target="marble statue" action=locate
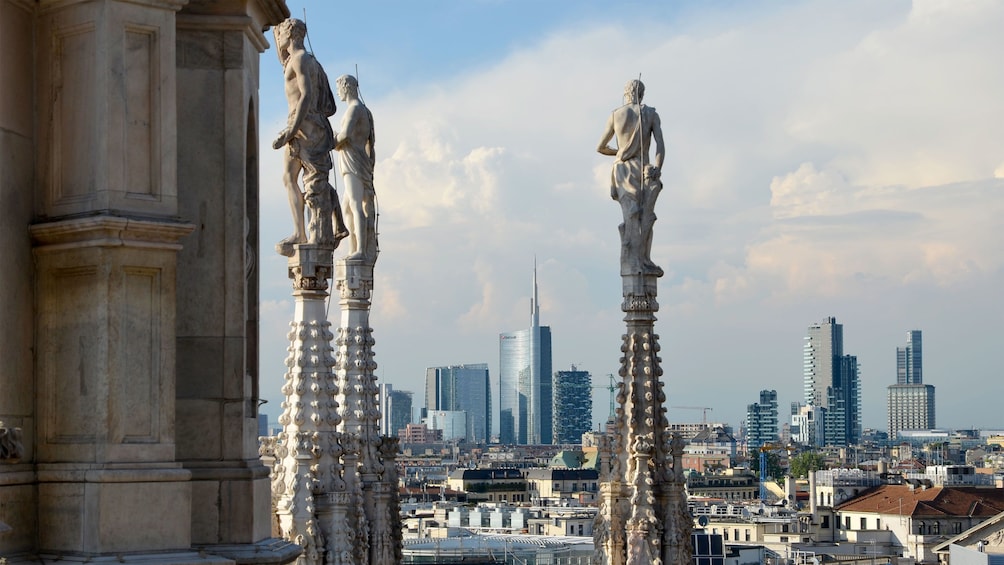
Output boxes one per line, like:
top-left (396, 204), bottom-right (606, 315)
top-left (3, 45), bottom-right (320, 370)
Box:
top-left (334, 74), bottom-right (378, 261)
top-left (598, 79), bottom-right (665, 277)
top-left (272, 18), bottom-right (348, 256)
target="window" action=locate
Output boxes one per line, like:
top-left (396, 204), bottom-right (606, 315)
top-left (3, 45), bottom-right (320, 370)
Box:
top-left (860, 517), bottom-right (867, 530)
top-left (845, 516), bottom-right (851, 530)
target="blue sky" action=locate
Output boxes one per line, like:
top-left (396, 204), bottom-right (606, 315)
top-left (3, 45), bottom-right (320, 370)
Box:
top-left (257, 0), bottom-right (1004, 435)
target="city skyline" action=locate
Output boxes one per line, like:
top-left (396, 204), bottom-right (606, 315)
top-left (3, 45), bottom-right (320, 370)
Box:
top-left (256, 1), bottom-right (1004, 433)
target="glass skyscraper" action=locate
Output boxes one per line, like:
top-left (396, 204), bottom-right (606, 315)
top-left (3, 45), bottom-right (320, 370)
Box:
top-left (425, 363), bottom-right (491, 443)
top-left (803, 317), bottom-right (860, 446)
top-left (498, 266), bottom-right (552, 445)
top-left (896, 330), bottom-right (923, 384)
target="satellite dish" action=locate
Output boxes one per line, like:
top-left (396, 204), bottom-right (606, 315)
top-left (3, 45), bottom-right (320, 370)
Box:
top-left (698, 515), bottom-right (709, 527)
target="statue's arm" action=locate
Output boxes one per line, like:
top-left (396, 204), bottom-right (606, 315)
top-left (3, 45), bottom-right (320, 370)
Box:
top-left (597, 114), bottom-right (617, 156)
top-left (651, 111), bottom-right (665, 171)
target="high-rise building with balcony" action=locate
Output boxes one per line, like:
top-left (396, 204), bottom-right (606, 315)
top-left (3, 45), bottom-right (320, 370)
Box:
top-left (745, 389), bottom-right (778, 450)
top-left (499, 266), bottom-right (553, 445)
top-left (803, 317), bottom-right (861, 446)
top-left (552, 366), bottom-right (592, 444)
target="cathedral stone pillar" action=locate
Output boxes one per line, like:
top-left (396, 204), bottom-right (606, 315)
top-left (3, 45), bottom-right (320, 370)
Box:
top-left (173, 1), bottom-right (297, 562)
top-left (28, 0), bottom-right (201, 559)
top-left (0, 0), bottom-right (39, 556)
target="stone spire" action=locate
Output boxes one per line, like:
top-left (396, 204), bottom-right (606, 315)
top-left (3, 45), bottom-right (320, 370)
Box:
top-left (271, 247), bottom-right (401, 565)
top-left (594, 275), bottom-right (693, 565)
top-left (594, 79), bottom-right (693, 564)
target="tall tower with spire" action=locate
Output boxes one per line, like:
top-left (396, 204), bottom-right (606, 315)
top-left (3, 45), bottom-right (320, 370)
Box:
top-left (498, 262), bottom-right (553, 444)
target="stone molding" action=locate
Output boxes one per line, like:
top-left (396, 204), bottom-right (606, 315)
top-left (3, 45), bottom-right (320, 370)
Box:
top-left (30, 214), bottom-right (194, 252)
top-left (36, 0), bottom-right (189, 15)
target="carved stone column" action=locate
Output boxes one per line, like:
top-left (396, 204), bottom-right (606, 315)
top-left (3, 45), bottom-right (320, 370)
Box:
top-left (333, 259), bottom-right (402, 564)
top-left (274, 245), bottom-right (341, 565)
top-left (596, 273), bottom-right (692, 565)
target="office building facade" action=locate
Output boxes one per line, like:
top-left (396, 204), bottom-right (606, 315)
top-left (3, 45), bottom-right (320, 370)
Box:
top-left (897, 330), bottom-right (923, 384)
top-left (425, 363), bottom-right (491, 443)
top-left (379, 383), bottom-right (414, 437)
top-left (803, 317), bottom-right (861, 446)
top-left (552, 366), bottom-right (593, 444)
top-left (888, 330), bottom-right (935, 440)
top-left (499, 267), bottom-right (553, 445)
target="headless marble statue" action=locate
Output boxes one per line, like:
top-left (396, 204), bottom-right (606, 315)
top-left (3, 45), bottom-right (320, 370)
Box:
top-left (272, 18), bottom-right (348, 257)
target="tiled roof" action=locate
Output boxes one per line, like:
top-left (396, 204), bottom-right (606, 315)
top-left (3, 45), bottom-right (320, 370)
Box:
top-left (836, 485), bottom-right (1004, 518)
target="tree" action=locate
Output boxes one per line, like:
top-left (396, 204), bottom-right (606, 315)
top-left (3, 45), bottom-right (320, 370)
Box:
top-left (789, 451), bottom-right (826, 479)
top-left (751, 451), bottom-right (784, 481)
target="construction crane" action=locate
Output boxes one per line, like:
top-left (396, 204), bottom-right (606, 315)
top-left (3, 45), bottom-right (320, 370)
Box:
top-left (670, 406), bottom-right (713, 425)
top-left (758, 443), bottom-right (795, 500)
top-left (601, 374), bottom-right (617, 419)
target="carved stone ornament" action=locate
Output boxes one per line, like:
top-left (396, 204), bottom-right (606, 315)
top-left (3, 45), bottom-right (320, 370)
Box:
top-left (0, 423), bottom-right (24, 463)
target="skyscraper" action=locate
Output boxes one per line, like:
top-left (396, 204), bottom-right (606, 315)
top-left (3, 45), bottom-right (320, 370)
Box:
top-left (896, 330), bottom-right (923, 384)
top-left (499, 266), bottom-right (553, 445)
top-left (379, 384), bottom-right (414, 437)
top-left (888, 330), bottom-right (935, 440)
top-left (745, 389), bottom-right (778, 450)
top-left (552, 366), bottom-right (593, 444)
top-left (803, 317), bottom-right (861, 446)
top-left (425, 364), bottom-right (491, 443)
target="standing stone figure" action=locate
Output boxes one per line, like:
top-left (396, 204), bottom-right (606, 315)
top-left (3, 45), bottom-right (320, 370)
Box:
top-left (272, 18), bottom-right (348, 256)
top-left (334, 74), bottom-right (378, 262)
top-left (597, 79), bottom-right (665, 277)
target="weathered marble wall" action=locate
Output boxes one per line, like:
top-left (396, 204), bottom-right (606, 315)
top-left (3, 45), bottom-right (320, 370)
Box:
top-left (0, 0), bottom-right (38, 555)
top-left (174, 0), bottom-right (288, 552)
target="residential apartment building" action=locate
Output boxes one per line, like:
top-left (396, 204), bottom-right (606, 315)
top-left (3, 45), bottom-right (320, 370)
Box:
top-left (834, 484), bottom-right (1004, 563)
top-left (525, 468), bottom-right (600, 506)
top-left (552, 366), bottom-right (592, 444)
top-left (446, 468), bottom-right (528, 504)
top-left (683, 426), bottom-right (737, 473)
top-left (687, 469), bottom-right (759, 501)
top-left (746, 389), bottom-right (779, 450)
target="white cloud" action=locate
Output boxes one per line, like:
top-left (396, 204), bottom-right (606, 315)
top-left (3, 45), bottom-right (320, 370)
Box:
top-left (257, 0), bottom-right (1004, 430)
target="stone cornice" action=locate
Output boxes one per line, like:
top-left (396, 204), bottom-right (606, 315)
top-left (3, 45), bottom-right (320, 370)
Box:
top-left (254, 0), bottom-right (290, 27)
top-left (37, 0), bottom-right (189, 15)
top-left (176, 13), bottom-right (270, 53)
top-left (30, 214), bottom-right (194, 252)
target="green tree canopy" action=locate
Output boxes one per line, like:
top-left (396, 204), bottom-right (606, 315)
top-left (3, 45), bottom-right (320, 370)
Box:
top-left (789, 451), bottom-right (826, 478)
